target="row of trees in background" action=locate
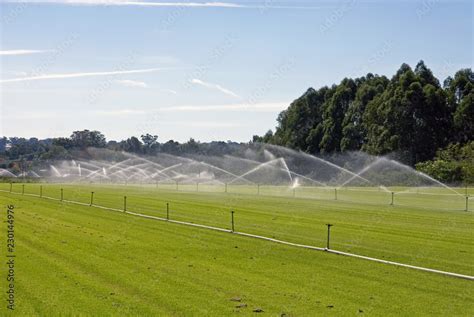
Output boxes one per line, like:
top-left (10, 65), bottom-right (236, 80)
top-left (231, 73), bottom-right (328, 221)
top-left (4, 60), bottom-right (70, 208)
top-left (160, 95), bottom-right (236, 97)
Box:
top-left (252, 61), bottom-right (472, 183)
top-left (255, 61), bottom-right (472, 166)
top-left (0, 131), bottom-right (242, 171)
top-left (1, 61), bottom-right (472, 183)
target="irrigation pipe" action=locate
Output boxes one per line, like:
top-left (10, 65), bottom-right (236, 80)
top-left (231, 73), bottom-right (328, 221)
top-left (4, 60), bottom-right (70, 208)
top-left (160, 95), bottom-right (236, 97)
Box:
top-left (1, 189), bottom-right (473, 281)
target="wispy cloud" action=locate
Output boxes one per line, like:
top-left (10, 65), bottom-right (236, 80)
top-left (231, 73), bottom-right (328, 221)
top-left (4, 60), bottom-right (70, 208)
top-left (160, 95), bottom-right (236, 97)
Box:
top-left (3, 111), bottom-right (64, 120)
top-left (115, 79), bottom-right (148, 88)
top-left (158, 102), bottom-right (288, 112)
top-left (190, 78), bottom-right (240, 98)
top-left (159, 88), bottom-right (178, 95)
top-left (113, 80), bottom-right (178, 93)
top-left (0, 67), bottom-right (162, 83)
top-left (163, 121), bottom-right (242, 128)
top-left (88, 102), bottom-right (287, 117)
top-left (0, 49), bottom-right (54, 56)
top-left (6, 109), bottom-right (147, 118)
top-left (4, 0), bottom-right (243, 7)
top-left (2, 0), bottom-right (329, 9)
top-left (92, 109), bottom-right (147, 116)
top-left (2, 71), bottom-right (28, 77)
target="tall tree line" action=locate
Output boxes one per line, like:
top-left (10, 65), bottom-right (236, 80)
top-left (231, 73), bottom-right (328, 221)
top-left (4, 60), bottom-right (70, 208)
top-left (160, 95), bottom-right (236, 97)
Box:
top-left (256, 61), bottom-right (473, 166)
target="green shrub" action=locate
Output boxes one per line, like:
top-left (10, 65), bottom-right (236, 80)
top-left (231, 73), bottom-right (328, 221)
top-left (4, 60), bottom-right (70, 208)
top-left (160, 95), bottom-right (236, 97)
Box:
top-left (416, 142), bottom-right (474, 185)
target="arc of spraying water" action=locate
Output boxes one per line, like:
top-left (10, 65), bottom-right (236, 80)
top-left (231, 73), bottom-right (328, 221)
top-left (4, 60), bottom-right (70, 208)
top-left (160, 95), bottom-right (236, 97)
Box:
top-left (337, 158), bottom-right (388, 192)
top-left (81, 159), bottom-right (132, 179)
top-left (122, 154), bottom-right (166, 169)
top-left (106, 163), bottom-right (151, 179)
top-left (151, 163), bottom-right (183, 181)
top-left (50, 165), bottom-right (62, 177)
top-left (227, 155), bottom-right (326, 186)
top-left (198, 161), bottom-right (256, 184)
top-left (388, 159), bottom-right (463, 196)
top-left (279, 158), bottom-right (293, 183)
top-left (228, 158), bottom-right (292, 185)
top-left (292, 149), bottom-right (375, 186)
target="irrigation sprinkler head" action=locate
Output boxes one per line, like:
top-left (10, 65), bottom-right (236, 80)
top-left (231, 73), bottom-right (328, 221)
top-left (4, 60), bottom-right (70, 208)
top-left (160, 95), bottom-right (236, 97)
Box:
top-left (326, 224), bottom-right (334, 249)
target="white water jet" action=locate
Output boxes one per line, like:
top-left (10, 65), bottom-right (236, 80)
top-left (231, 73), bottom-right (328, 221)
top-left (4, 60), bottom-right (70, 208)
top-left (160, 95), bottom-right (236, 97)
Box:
top-left (228, 158), bottom-right (291, 185)
top-left (50, 165), bottom-right (62, 177)
top-left (228, 155), bottom-right (326, 186)
top-left (199, 161), bottom-right (255, 184)
top-left (297, 150), bottom-right (374, 186)
top-left (291, 178), bottom-right (301, 189)
top-left (6, 144), bottom-right (459, 204)
top-left (388, 159), bottom-right (463, 196)
top-left (0, 169), bottom-right (17, 178)
top-left (338, 158), bottom-right (390, 192)
top-left (279, 158), bottom-right (293, 183)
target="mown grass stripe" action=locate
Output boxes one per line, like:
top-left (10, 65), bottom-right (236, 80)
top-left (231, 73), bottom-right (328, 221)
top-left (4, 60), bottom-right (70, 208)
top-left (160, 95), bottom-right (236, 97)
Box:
top-left (1, 189), bottom-right (472, 281)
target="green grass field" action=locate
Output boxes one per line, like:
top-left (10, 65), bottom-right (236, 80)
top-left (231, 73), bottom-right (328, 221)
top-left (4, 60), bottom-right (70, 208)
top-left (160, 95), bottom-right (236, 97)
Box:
top-left (0, 183), bottom-right (473, 315)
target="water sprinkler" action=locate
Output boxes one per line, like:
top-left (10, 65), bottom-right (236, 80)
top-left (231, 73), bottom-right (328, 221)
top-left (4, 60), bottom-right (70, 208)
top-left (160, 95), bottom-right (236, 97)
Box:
top-left (61, 188), bottom-right (64, 201)
top-left (90, 192), bottom-right (94, 206)
top-left (390, 192), bottom-right (394, 206)
top-left (40, 185), bottom-right (43, 198)
top-left (22, 184), bottom-right (25, 195)
top-left (123, 196), bottom-right (127, 212)
top-left (231, 211), bottom-right (235, 233)
top-left (166, 203), bottom-right (170, 220)
top-left (326, 224), bottom-right (333, 250)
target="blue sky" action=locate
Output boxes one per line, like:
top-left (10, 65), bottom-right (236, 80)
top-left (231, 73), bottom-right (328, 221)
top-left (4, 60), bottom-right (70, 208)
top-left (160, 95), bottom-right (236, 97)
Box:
top-left (0, 0), bottom-right (472, 142)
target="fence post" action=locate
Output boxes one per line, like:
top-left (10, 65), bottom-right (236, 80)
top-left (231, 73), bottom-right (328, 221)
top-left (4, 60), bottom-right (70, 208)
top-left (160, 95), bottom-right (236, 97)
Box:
top-left (166, 203), bottom-right (169, 220)
top-left (123, 196), bottom-right (127, 212)
top-left (390, 192), bottom-right (394, 206)
top-left (326, 224), bottom-right (333, 249)
top-left (231, 211), bottom-right (235, 233)
top-left (90, 192), bottom-right (94, 206)
top-left (40, 185), bottom-right (42, 198)
top-left (22, 184), bottom-right (25, 195)
top-left (61, 188), bottom-right (64, 201)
